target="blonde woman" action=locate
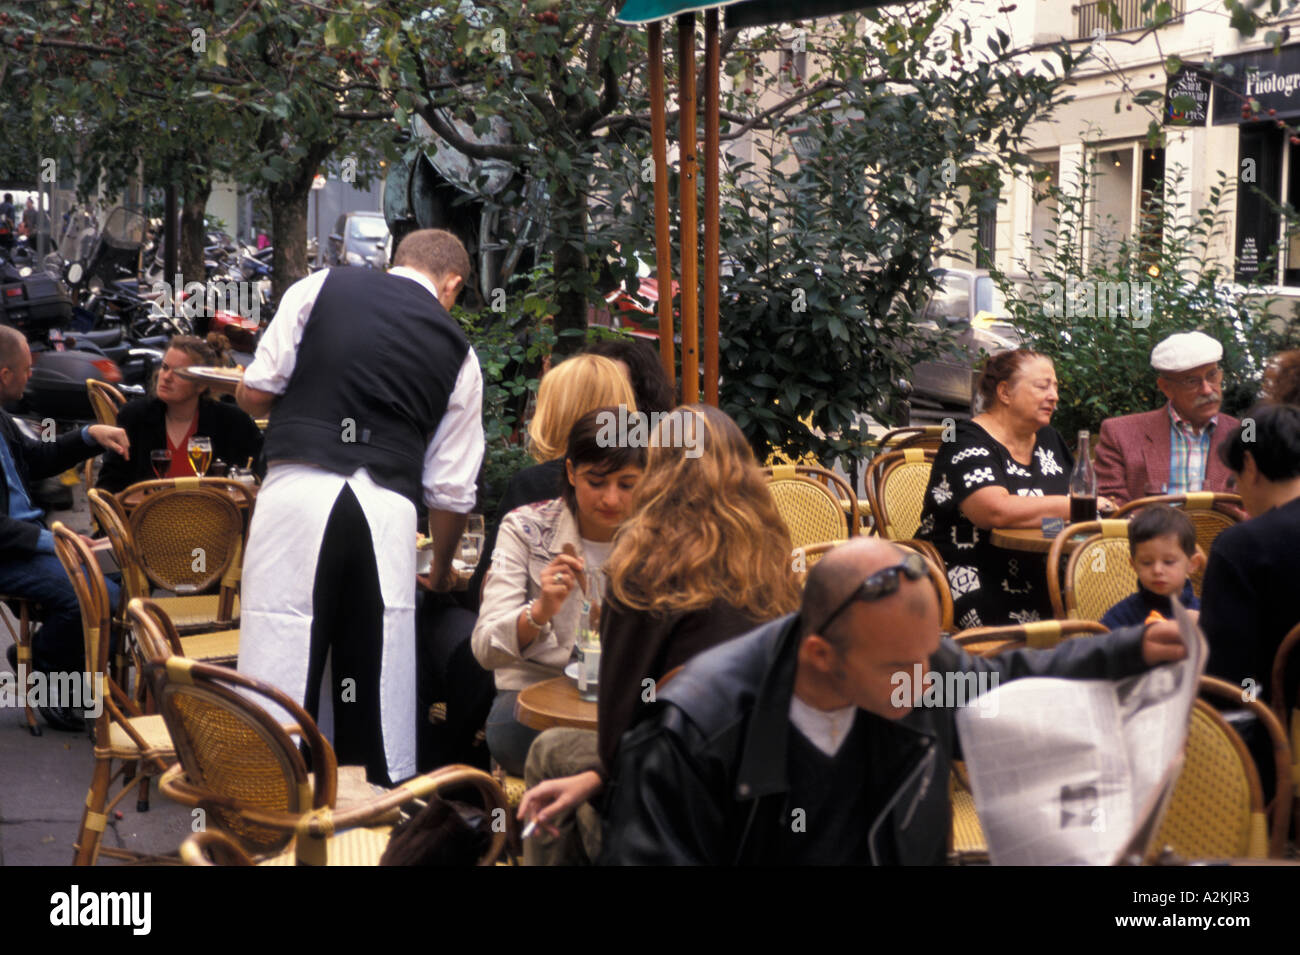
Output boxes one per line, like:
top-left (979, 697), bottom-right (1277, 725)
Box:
top-left (517, 405), bottom-right (800, 864)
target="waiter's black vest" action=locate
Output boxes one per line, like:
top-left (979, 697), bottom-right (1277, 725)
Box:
top-left (263, 268), bottom-right (470, 506)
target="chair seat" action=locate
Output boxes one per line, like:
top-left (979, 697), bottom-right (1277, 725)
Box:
top-left (157, 594), bottom-right (239, 631)
top-left (178, 628), bottom-right (240, 664)
top-left (258, 825), bottom-right (395, 866)
top-left (951, 779), bottom-right (988, 859)
top-left (101, 714), bottom-right (175, 760)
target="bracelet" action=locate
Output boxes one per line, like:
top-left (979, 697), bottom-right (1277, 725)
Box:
top-left (524, 600), bottom-right (550, 632)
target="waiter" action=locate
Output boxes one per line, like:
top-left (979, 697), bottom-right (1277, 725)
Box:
top-left (235, 229), bottom-right (483, 785)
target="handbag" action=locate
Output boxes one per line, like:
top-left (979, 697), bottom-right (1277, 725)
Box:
top-left (379, 793), bottom-right (492, 866)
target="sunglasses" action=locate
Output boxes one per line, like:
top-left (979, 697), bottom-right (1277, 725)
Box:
top-left (813, 552), bottom-right (929, 636)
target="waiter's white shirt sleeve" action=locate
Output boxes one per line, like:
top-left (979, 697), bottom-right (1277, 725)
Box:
top-left (242, 269), bottom-right (330, 394)
top-left (424, 352), bottom-right (483, 513)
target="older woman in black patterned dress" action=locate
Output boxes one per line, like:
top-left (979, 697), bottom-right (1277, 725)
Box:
top-left (917, 349), bottom-right (1117, 629)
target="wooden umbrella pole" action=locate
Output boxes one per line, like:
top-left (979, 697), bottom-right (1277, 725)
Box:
top-left (703, 8), bottom-right (720, 408)
top-left (648, 24), bottom-right (676, 391)
top-left (676, 11), bottom-right (700, 404)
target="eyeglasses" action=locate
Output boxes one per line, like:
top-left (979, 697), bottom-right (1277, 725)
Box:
top-left (1163, 367), bottom-right (1223, 391)
top-left (813, 552), bottom-right (929, 636)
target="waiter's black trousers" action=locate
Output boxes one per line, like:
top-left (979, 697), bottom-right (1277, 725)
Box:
top-left (304, 485), bottom-right (390, 785)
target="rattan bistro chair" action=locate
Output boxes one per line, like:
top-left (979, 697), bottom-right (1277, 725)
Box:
top-left (139, 627), bottom-right (508, 865)
top-left (952, 619), bottom-right (1109, 657)
top-left (866, 448), bottom-right (935, 541)
top-left (85, 378), bottom-right (127, 426)
top-left (874, 425), bottom-right (945, 453)
top-left (88, 490), bottom-right (240, 663)
top-left (1, 595), bottom-right (42, 735)
top-left (1151, 676), bottom-right (1292, 861)
top-left (1046, 519), bottom-right (1137, 621)
top-left (53, 524), bottom-right (175, 866)
top-left (1114, 492), bottom-right (1242, 595)
top-left (947, 619), bottom-right (1108, 862)
top-left (762, 464), bottom-right (857, 547)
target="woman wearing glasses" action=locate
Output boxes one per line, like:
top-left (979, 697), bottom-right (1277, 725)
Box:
top-left (918, 349), bottom-right (1116, 630)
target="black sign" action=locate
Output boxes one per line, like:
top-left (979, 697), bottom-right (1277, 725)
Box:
top-left (1212, 43), bottom-right (1300, 124)
top-left (1165, 67), bottom-right (1210, 126)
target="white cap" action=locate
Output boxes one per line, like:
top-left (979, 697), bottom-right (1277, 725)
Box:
top-left (1150, 331), bottom-right (1223, 373)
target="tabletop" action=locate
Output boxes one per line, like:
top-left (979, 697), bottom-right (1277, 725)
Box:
top-left (514, 676), bottom-right (598, 732)
top-left (991, 527), bottom-right (1087, 554)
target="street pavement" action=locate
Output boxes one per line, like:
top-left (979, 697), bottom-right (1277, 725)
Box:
top-left (0, 482), bottom-right (193, 866)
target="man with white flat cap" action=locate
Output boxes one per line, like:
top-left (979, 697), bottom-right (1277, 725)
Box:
top-left (1095, 331), bottom-right (1239, 505)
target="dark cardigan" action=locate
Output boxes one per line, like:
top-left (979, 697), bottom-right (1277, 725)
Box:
top-left (95, 396), bottom-right (263, 493)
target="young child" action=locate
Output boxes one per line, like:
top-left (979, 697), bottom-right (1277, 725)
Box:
top-left (1100, 505), bottom-right (1203, 629)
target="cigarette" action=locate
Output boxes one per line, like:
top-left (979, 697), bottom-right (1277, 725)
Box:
top-left (521, 819), bottom-right (538, 839)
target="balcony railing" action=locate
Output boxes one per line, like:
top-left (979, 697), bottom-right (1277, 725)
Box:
top-left (1075, 0), bottom-right (1184, 39)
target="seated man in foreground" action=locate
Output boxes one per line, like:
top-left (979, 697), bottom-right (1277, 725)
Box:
top-left (598, 537), bottom-right (1187, 865)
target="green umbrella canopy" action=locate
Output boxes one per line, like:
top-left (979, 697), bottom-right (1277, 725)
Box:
top-left (614, 0), bottom-right (896, 27)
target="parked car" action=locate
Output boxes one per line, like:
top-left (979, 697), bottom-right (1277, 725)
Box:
top-left (327, 211), bottom-right (390, 269)
top-left (906, 267), bottom-right (1023, 411)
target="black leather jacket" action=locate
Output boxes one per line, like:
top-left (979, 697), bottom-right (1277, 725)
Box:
top-left (598, 613), bottom-right (1151, 865)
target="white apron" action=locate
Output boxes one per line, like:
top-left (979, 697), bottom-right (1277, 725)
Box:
top-left (239, 464), bottom-right (417, 782)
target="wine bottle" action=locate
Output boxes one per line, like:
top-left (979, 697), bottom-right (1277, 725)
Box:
top-left (1069, 430), bottom-right (1097, 523)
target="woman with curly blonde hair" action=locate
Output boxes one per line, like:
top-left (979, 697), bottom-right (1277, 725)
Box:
top-left (518, 404), bottom-right (800, 865)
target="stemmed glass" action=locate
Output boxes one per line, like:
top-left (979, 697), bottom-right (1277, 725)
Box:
top-left (187, 436), bottom-right (213, 477)
top-left (150, 449), bottom-right (172, 479)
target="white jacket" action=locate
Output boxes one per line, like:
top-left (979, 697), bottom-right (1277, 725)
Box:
top-left (471, 497), bottom-right (588, 691)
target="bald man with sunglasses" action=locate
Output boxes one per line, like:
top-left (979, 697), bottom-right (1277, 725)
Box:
top-left (598, 537), bottom-right (1187, 866)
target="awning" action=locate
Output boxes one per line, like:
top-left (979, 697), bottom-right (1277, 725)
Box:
top-left (616, 0), bottom-right (893, 28)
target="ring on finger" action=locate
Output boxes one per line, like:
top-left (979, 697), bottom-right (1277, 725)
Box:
top-left (554, 572), bottom-right (564, 584)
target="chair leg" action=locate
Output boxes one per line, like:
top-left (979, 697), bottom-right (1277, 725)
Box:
top-left (73, 759), bottom-right (114, 866)
top-left (6, 601), bottom-right (41, 736)
top-left (136, 773), bottom-right (151, 813)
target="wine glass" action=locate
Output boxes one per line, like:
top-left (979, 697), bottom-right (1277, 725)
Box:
top-left (150, 449), bottom-right (172, 479)
top-left (459, 514), bottom-right (485, 567)
top-left (187, 436), bottom-right (213, 477)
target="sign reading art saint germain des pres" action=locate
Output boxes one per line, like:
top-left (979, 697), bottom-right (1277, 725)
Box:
top-left (1166, 66), bottom-right (1210, 126)
top-left (1212, 43), bottom-right (1300, 124)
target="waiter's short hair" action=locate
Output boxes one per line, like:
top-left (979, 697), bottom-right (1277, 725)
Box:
top-left (393, 228), bottom-right (470, 280)
top-left (0, 325), bottom-right (26, 370)
top-left (528, 354), bottom-right (637, 463)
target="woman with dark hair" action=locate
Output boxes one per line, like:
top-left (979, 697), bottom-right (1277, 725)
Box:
top-left (1201, 403), bottom-right (1300, 706)
top-left (471, 407), bottom-right (646, 775)
top-left (516, 405), bottom-right (801, 864)
top-left (96, 334), bottom-right (262, 492)
top-left (917, 349), bottom-right (1116, 629)
top-left (581, 336), bottom-right (676, 414)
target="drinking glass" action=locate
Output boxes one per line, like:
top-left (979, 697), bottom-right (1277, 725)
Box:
top-left (150, 449), bottom-right (172, 479)
top-left (187, 436), bottom-right (213, 477)
top-left (459, 513), bottom-right (485, 567)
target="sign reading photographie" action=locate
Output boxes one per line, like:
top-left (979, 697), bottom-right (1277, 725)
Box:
top-left (1165, 66), bottom-right (1210, 126)
top-left (1212, 43), bottom-right (1300, 124)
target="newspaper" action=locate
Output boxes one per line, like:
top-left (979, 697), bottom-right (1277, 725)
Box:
top-left (955, 600), bottom-right (1207, 865)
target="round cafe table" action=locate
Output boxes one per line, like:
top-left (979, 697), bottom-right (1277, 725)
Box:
top-left (990, 527), bottom-right (1084, 554)
top-left (514, 676), bottom-right (598, 732)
